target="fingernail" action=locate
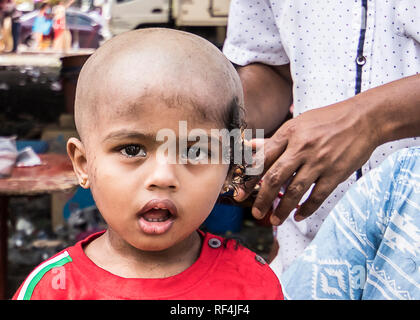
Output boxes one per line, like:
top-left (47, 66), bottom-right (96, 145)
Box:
top-left (294, 214), bottom-right (305, 222)
top-left (270, 215), bottom-right (281, 226)
top-left (252, 207), bottom-right (262, 219)
top-left (233, 189), bottom-right (244, 201)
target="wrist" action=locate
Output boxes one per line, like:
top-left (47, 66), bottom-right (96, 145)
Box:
top-left (351, 91), bottom-right (384, 148)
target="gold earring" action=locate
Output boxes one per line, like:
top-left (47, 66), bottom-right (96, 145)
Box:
top-left (80, 177), bottom-right (88, 187)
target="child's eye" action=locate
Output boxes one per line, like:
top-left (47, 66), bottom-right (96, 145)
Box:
top-left (181, 145), bottom-right (211, 163)
top-left (120, 145), bottom-right (147, 158)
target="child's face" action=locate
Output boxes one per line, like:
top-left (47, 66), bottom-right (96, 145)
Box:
top-left (73, 94), bottom-right (230, 252)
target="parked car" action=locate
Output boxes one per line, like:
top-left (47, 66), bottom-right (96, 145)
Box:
top-left (18, 8), bottom-right (103, 49)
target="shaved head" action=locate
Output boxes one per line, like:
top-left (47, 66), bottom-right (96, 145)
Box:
top-left (74, 28), bottom-right (244, 142)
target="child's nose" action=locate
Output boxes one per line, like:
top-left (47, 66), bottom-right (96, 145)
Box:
top-left (144, 161), bottom-right (180, 191)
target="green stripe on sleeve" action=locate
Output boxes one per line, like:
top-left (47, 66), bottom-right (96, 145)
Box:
top-left (23, 255), bottom-right (73, 300)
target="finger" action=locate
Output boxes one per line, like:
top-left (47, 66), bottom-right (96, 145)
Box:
top-left (233, 174), bottom-right (260, 202)
top-left (270, 165), bottom-right (319, 226)
top-left (231, 139), bottom-right (263, 202)
top-left (252, 149), bottom-right (302, 220)
top-left (294, 177), bottom-right (336, 221)
top-left (245, 138), bottom-right (264, 150)
top-left (252, 134), bottom-right (288, 177)
top-left (233, 186), bottom-right (247, 202)
top-left (234, 137), bottom-right (282, 202)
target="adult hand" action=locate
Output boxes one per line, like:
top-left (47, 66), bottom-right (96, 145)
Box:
top-left (236, 96), bottom-right (379, 225)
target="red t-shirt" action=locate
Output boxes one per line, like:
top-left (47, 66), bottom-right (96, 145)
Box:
top-left (13, 231), bottom-right (283, 300)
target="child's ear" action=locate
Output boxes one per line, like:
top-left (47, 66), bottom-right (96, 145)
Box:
top-left (67, 137), bottom-right (90, 188)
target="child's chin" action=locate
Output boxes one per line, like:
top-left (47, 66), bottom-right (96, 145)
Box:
top-left (133, 239), bottom-right (174, 252)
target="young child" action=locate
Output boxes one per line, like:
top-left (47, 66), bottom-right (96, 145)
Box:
top-left (31, 3), bottom-right (52, 50)
top-left (52, 0), bottom-right (74, 52)
top-left (13, 28), bottom-right (283, 300)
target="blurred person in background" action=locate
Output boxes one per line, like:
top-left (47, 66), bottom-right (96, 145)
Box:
top-left (31, 2), bottom-right (53, 50)
top-left (10, 0), bottom-right (21, 52)
top-left (52, 0), bottom-right (74, 52)
top-left (0, 0), bottom-right (15, 52)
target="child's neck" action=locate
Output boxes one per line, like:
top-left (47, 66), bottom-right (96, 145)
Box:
top-left (84, 229), bottom-right (202, 279)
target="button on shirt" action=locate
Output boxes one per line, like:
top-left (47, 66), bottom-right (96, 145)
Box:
top-left (223, 0), bottom-right (420, 276)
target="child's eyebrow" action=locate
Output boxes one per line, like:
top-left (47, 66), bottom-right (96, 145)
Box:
top-left (102, 130), bottom-right (156, 143)
top-left (103, 130), bottom-right (225, 146)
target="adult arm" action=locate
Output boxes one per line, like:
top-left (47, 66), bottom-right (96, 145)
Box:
top-left (237, 63), bottom-right (293, 137)
top-left (244, 74), bottom-right (420, 225)
top-left (222, 0), bottom-right (292, 136)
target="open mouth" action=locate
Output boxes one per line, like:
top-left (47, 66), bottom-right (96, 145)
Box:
top-left (137, 199), bottom-right (177, 235)
top-left (141, 208), bottom-right (172, 222)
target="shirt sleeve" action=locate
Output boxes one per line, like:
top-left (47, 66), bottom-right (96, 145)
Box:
top-left (280, 149), bottom-right (406, 300)
top-left (223, 0), bottom-right (289, 66)
top-left (394, 0), bottom-right (420, 43)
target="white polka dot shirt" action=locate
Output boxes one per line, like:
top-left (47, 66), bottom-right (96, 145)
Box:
top-left (223, 0), bottom-right (420, 276)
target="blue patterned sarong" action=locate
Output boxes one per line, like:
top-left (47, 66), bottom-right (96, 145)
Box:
top-left (281, 147), bottom-right (420, 300)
